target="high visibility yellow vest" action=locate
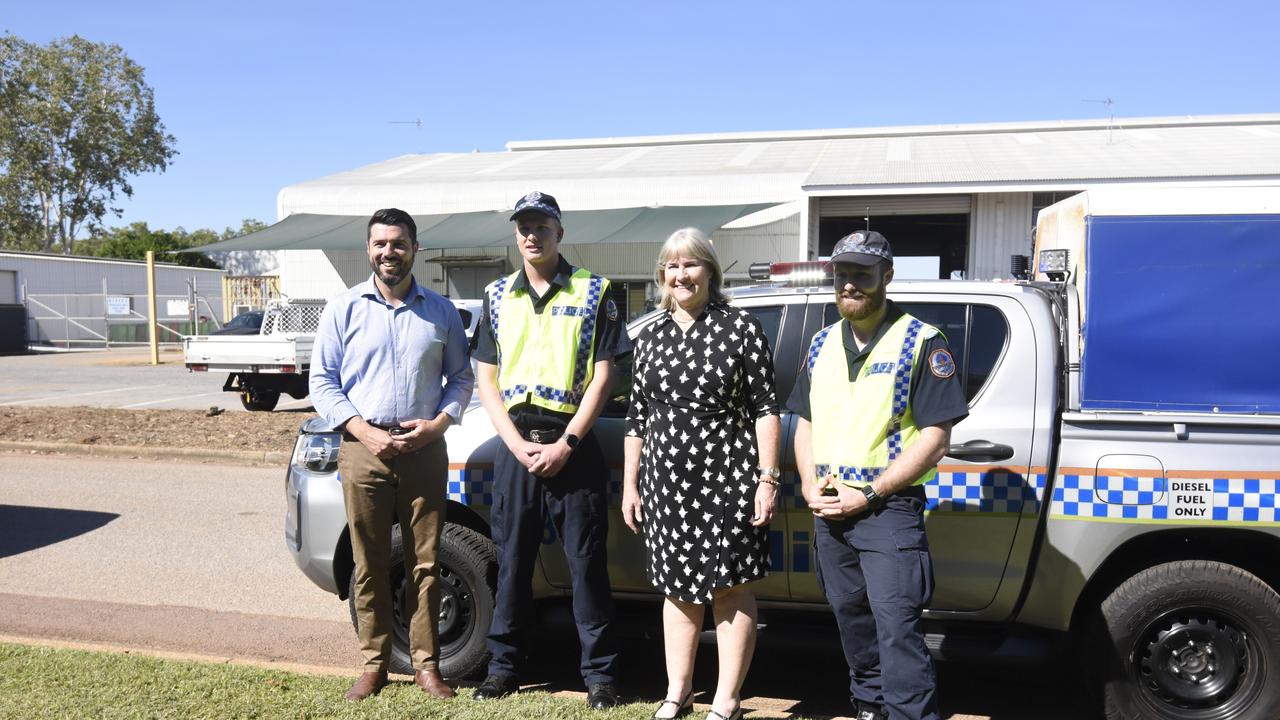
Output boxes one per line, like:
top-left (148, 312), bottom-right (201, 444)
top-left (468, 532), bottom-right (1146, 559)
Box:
top-left (486, 267), bottom-right (608, 414)
top-left (807, 313), bottom-right (939, 488)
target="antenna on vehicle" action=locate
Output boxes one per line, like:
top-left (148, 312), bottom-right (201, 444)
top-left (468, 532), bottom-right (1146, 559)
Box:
top-left (865, 207), bottom-right (871, 232)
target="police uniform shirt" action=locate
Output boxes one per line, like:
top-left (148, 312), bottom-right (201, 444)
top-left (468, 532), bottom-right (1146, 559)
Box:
top-left (786, 300), bottom-right (969, 428)
top-left (472, 256), bottom-right (632, 428)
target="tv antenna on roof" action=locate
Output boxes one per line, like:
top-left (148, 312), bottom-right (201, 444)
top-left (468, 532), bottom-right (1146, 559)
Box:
top-left (1083, 97), bottom-right (1119, 142)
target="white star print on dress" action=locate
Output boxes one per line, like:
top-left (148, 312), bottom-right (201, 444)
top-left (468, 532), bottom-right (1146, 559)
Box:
top-left (625, 302), bottom-right (779, 604)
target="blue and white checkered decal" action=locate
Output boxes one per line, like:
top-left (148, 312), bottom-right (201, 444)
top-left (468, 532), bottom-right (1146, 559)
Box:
top-left (447, 465), bottom-right (494, 507)
top-left (1052, 473), bottom-right (1280, 523)
top-left (570, 276), bottom-right (605, 395)
top-left (786, 467), bottom-right (1050, 514)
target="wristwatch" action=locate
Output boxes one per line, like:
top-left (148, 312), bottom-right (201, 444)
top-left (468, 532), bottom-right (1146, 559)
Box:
top-left (860, 484), bottom-right (885, 510)
top-left (563, 432), bottom-right (580, 450)
top-left (758, 466), bottom-right (781, 479)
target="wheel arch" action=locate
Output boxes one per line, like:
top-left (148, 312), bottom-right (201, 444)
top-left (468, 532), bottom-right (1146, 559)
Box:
top-left (1069, 527), bottom-right (1280, 636)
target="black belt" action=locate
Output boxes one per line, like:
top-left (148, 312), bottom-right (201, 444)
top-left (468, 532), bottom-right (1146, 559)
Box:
top-left (521, 427), bottom-right (564, 444)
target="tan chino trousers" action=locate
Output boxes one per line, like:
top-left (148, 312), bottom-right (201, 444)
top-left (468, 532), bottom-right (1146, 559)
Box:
top-left (340, 435), bottom-right (448, 672)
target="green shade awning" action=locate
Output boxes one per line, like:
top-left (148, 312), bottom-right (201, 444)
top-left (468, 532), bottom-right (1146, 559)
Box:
top-left (189, 204), bottom-right (779, 253)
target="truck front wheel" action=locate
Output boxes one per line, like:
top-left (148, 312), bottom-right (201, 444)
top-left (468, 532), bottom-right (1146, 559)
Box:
top-left (1092, 560), bottom-right (1280, 720)
top-left (346, 522), bottom-right (496, 679)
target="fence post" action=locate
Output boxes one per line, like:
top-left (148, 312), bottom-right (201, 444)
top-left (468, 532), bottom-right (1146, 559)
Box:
top-left (64, 295), bottom-right (70, 350)
top-left (146, 251), bottom-right (159, 365)
top-left (103, 277), bottom-right (110, 349)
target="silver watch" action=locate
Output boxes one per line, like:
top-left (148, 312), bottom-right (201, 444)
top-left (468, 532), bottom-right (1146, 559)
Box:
top-left (758, 466), bottom-right (781, 479)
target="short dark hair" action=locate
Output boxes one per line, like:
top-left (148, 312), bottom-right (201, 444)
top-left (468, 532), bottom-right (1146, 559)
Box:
top-left (367, 208), bottom-right (417, 244)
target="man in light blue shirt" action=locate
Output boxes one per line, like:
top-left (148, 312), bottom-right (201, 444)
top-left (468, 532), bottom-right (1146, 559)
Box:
top-left (310, 208), bottom-right (474, 702)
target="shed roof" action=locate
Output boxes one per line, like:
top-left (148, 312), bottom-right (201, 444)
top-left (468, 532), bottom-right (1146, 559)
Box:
top-left (277, 114), bottom-right (1280, 219)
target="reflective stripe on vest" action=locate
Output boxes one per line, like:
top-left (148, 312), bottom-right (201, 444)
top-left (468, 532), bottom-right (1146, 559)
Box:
top-left (806, 313), bottom-right (937, 488)
top-left (486, 267), bottom-right (606, 413)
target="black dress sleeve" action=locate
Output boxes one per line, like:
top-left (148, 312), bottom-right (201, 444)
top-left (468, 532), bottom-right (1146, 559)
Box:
top-left (624, 332), bottom-right (649, 437)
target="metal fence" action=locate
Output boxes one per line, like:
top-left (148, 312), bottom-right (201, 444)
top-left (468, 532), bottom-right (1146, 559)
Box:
top-left (24, 284), bottom-right (224, 348)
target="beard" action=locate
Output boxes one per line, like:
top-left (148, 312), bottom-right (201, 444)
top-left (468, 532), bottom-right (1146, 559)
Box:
top-left (370, 255), bottom-right (411, 287)
top-left (837, 285), bottom-right (886, 322)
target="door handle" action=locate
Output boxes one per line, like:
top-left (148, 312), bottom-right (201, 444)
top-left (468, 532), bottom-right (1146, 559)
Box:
top-left (946, 439), bottom-right (1015, 462)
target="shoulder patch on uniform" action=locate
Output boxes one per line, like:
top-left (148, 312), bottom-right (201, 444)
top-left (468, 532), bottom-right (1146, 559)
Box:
top-left (928, 348), bottom-right (956, 378)
top-left (605, 298), bottom-right (619, 321)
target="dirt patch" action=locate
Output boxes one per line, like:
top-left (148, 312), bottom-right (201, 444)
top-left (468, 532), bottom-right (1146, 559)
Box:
top-left (0, 406), bottom-right (313, 453)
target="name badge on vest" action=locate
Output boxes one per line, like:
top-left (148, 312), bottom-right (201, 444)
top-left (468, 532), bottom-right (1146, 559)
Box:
top-left (865, 361), bottom-right (895, 376)
top-left (551, 305), bottom-right (589, 317)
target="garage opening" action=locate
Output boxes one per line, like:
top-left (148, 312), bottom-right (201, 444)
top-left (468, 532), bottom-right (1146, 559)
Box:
top-left (819, 214), bottom-right (969, 279)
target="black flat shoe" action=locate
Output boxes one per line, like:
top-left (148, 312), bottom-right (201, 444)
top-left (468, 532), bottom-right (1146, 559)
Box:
top-left (472, 674), bottom-right (518, 701)
top-left (587, 682), bottom-right (621, 709)
top-left (652, 689), bottom-right (695, 719)
top-left (705, 706), bottom-right (743, 720)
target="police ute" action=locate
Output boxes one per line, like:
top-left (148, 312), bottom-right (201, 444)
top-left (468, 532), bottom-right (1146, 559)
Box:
top-left (285, 185), bottom-right (1280, 720)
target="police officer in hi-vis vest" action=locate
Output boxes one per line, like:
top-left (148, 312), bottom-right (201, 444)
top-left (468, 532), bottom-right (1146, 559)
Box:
top-left (788, 231), bottom-right (968, 720)
top-left (471, 192), bottom-right (630, 710)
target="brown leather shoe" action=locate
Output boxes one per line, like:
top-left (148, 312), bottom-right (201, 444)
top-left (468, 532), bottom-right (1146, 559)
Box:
top-left (415, 668), bottom-right (456, 699)
top-left (344, 670), bottom-right (388, 701)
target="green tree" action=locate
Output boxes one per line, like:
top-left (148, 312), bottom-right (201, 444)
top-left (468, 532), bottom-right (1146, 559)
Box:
top-left (0, 33), bottom-right (177, 254)
top-left (84, 222), bottom-right (221, 269)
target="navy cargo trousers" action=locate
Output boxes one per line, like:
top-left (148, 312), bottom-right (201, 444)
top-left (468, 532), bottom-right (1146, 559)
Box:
top-left (814, 488), bottom-right (939, 720)
top-left (484, 431), bottom-right (618, 686)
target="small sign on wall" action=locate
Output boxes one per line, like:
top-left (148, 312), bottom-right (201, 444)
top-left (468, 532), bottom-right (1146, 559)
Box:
top-left (106, 296), bottom-right (131, 316)
top-left (165, 299), bottom-right (190, 317)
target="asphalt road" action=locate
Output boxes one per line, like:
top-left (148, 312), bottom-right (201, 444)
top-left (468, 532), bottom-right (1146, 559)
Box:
top-left (0, 346), bottom-right (313, 412)
top-left (0, 452), bottom-right (1093, 719)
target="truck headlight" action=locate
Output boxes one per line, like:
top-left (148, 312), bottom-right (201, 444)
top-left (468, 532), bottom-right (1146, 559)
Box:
top-left (292, 432), bottom-right (340, 473)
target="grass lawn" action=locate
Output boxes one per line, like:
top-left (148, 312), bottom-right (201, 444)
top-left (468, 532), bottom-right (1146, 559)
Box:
top-left (0, 642), bottom-right (741, 720)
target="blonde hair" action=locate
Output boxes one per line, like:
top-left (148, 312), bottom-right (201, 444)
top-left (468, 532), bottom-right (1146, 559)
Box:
top-left (654, 227), bottom-right (730, 312)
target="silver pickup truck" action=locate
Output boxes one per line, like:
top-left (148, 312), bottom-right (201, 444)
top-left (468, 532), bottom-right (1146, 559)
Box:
top-left (285, 186), bottom-right (1280, 720)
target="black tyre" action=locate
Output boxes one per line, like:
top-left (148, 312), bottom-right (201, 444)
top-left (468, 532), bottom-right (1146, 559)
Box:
top-left (1092, 560), bottom-right (1280, 720)
top-left (239, 388), bottom-right (280, 411)
top-left (346, 522), bottom-right (496, 679)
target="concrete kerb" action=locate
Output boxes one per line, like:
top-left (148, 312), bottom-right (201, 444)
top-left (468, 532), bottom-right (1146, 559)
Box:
top-left (0, 441), bottom-right (290, 467)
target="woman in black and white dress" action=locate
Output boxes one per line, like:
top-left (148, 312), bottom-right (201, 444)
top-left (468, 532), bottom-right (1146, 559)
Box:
top-left (622, 228), bottom-right (781, 720)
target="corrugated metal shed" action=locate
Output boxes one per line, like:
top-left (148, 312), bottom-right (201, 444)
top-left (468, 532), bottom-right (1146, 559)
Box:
top-left (0, 251), bottom-right (224, 297)
top-left (277, 114), bottom-right (1280, 217)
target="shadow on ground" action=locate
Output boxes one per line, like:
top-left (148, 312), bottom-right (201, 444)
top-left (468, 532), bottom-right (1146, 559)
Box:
top-left (509, 600), bottom-right (1097, 719)
top-left (0, 505), bottom-right (118, 559)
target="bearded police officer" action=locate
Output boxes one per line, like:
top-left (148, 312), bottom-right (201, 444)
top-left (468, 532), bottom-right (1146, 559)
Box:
top-left (789, 231), bottom-right (968, 720)
top-left (471, 192), bottom-right (629, 709)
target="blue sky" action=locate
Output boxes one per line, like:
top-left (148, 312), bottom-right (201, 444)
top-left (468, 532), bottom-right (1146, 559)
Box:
top-left (6, 0), bottom-right (1278, 234)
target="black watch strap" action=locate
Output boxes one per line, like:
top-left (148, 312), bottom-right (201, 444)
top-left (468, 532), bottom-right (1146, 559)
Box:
top-left (563, 432), bottom-right (580, 449)
top-left (860, 484), bottom-right (885, 509)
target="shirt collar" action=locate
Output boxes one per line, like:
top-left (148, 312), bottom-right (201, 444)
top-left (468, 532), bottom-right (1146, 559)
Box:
top-left (509, 255), bottom-right (573, 294)
top-left (359, 274), bottom-right (426, 306)
top-left (841, 299), bottom-right (905, 358)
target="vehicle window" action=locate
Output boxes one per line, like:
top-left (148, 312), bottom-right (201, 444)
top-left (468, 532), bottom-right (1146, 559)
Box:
top-left (456, 308), bottom-right (473, 329)
top-left (602, 304), bottom-right (785, 418)
top-left (819, 302), bottom-right (1008, 403)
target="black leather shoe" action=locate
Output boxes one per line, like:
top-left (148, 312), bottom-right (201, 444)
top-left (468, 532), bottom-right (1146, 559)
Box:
top-left (473, 674), bottom-right (518, 701)
top-left (587, 682), bottom-right (621, 709)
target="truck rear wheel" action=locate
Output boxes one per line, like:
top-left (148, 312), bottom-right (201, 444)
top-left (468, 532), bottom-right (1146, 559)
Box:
top-left (239, 388), bottom-right (279, 411)
top-left (346, 522), bottom-right (496, 679)
top-left (1092, 560), bottom-right (1280, 720)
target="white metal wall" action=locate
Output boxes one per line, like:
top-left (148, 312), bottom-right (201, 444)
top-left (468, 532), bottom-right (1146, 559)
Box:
top-left (819, 195), bottom-right (973, 216)
top-left (970, 192), bottom-right (1034, 279)
top-left (0, 252), bottom-right (224, 297)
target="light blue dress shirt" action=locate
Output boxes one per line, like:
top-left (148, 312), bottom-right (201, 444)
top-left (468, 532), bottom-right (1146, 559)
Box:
top-left (310, 275), bottom-right (475, 429)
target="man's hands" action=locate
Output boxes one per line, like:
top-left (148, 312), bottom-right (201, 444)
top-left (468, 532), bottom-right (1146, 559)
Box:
top-left (803, 475), bottom-right (870, 520)
top-left (507, 435), bottom-right (574, 477)
top-left (349, 415), bottom-right (451, 459)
